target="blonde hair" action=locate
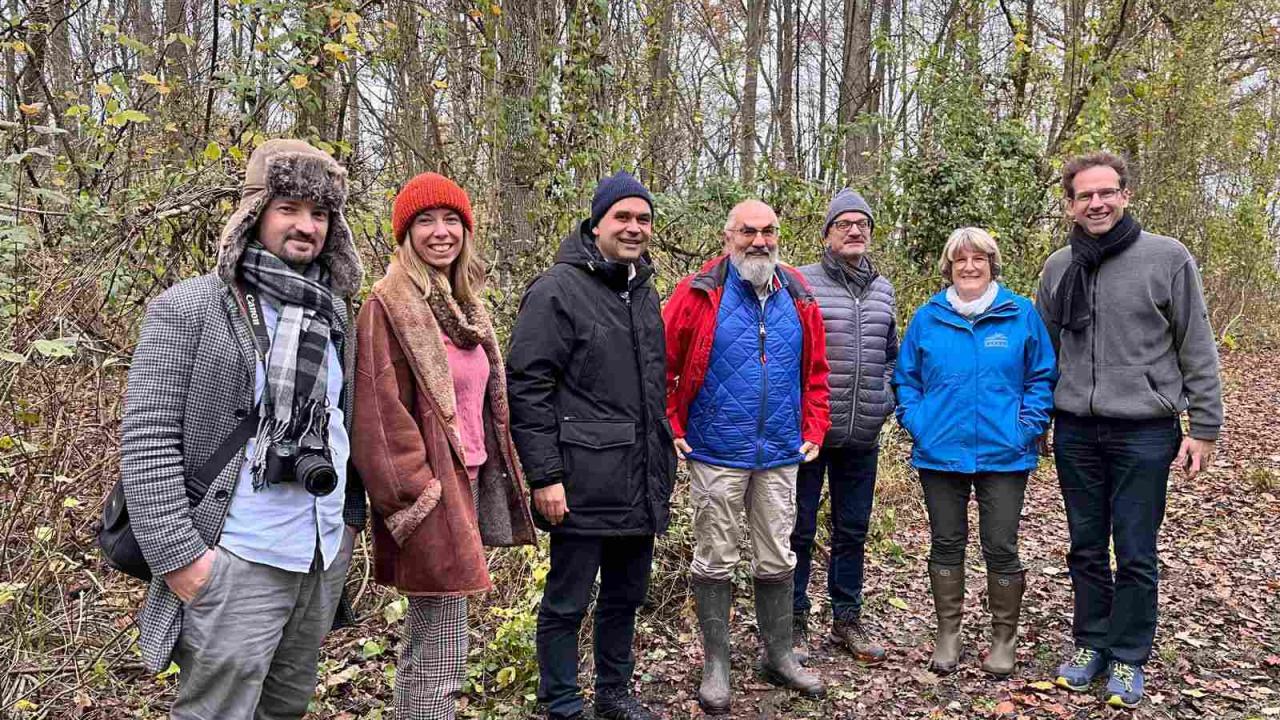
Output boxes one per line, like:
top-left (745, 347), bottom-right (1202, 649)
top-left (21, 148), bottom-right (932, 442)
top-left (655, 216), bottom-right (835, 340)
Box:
top-left (396, 221), bottom-right (486, 304)
top-left (938, 227), bottom-right (1002, 284)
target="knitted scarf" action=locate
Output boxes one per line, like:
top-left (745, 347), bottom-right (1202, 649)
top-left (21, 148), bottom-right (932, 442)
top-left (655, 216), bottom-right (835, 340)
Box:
top-left (1054, 213), bottom-right (1142, 332)
top-left (239, 242), bottom-right (335, 489)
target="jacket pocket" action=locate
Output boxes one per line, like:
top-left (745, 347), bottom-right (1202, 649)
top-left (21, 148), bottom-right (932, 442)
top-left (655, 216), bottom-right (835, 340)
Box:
top-left (559, 420), bottom-right (637, 509)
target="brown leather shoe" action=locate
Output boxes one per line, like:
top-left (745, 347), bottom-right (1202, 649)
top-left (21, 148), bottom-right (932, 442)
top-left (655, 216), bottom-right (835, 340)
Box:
top-left (830, 617), bottom-right (887, 664)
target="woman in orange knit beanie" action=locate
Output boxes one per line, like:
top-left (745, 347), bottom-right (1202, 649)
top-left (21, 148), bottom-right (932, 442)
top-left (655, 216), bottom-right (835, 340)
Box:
top-left (352, 172), bottom-right (535, 719)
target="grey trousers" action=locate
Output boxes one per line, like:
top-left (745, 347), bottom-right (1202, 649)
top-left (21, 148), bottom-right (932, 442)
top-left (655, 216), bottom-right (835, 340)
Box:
top-left (171, 532), bottom-right (354, 720)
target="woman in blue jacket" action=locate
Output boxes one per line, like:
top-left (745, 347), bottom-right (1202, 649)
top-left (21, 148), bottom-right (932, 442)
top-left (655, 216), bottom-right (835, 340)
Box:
top-left (893, 227), bottom-right (1056, 678)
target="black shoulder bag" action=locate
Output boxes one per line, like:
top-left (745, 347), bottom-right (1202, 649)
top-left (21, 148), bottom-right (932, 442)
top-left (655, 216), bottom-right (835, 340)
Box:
top-left (98, 412), bottom-right (258, 582)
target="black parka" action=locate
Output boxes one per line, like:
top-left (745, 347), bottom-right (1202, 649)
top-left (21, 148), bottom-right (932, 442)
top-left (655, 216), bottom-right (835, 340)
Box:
top-left (506, 221), bottom-right (675, 535)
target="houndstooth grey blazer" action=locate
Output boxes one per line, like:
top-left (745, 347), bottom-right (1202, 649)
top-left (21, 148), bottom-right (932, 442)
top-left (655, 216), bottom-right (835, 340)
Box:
top-left (120, 272), bottom-right (365, 672)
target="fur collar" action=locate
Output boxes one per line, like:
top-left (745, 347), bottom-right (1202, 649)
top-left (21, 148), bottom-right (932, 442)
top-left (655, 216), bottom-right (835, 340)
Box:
top-left (369, 260), bottom-right (511, 461)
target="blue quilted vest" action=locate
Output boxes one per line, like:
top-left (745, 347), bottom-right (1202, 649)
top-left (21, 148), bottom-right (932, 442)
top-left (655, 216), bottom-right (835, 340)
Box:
top-left (686, 263), bottom-right (805, 469)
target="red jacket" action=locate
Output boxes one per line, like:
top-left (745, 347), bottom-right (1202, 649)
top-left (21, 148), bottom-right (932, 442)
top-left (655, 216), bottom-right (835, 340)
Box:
top-left (663, 255), bottom-right (831, 446)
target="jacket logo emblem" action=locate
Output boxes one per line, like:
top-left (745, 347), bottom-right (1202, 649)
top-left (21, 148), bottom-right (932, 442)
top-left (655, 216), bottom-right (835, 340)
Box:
top-left (984, 333), bottom-right (1009, 349)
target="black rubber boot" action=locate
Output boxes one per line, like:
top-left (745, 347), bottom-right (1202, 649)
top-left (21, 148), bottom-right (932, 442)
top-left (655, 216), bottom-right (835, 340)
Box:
top-left (928, 563), bottom-right (965, 674)
top-left (754, 573), bottom-right (825, 697)
top-left (792, 610), bottom-right (810, 665)
top-left (981, 571), bottom-right (1025, 678)
top-left (691, 575), bottom-right (733, 715)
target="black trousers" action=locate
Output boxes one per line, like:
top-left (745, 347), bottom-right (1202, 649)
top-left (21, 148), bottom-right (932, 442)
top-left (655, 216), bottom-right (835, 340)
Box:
top-left (535, 533), bottom-right (655, 718)
top-left (918, 469), bottom-right (1028, 574)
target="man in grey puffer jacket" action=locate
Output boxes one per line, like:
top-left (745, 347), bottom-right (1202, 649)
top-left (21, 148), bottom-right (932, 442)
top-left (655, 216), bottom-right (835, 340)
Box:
top-left (790, 188), bottom-right (898, 664)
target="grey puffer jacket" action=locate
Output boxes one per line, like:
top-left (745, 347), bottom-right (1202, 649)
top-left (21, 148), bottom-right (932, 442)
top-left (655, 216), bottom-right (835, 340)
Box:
top-left (799, 253), bottom-right (898, 448)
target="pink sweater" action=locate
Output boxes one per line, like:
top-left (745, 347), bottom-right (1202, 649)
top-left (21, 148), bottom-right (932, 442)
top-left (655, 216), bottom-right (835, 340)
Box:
top-left (444, 334), bottom-right (490, 477)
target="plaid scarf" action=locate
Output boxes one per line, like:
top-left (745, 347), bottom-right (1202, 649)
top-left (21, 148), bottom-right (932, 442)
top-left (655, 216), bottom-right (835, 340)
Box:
top-left (239, 242), bottom-right (335, 489)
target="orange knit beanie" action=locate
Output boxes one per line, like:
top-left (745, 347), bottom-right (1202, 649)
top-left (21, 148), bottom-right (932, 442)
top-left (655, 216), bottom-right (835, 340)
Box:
top-left (392, 172), bottom-right (475, 242)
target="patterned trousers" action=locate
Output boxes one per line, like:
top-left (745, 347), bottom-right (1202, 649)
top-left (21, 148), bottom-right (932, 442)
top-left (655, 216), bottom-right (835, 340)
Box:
top-left (395, 595), bottom-right (469, 720)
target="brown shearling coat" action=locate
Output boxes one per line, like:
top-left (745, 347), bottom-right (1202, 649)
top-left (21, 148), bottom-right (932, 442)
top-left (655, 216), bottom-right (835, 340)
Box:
top-left (352, 261), bottom-right (534, 595)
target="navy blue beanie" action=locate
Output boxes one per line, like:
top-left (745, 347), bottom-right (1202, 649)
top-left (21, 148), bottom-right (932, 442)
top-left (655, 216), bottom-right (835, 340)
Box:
top-left (590, 171), bottom-right (654, 229)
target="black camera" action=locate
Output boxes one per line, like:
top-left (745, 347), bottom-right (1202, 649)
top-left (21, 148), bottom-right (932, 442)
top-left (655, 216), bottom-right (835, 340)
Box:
top-left (264, 432), bottom-right (338, 496)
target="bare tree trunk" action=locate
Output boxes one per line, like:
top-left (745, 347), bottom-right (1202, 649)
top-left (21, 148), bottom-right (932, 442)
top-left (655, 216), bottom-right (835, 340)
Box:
top-left (495, 0), bottom-right (545, 252)
top-left (643, 0), bottom-right (676, 190)
top-left (162, 0), bottom-right (188, 75)
top-left (740, 0), bottom-right (767, 184)
top-left (1012, 0), bottom-right (1034, 116)
top-left (776, 0), bottom-right (797, 174)
top-left (869, 0), bottom-right (892, 165)
top-left (838, 0), bottom-right (874, 181)
top-left (17, 0), bottom-right (49, 112)
top-left (4, 0), bottom-right (17, 120)
top-left (46, 0), bottom-right (71, 95)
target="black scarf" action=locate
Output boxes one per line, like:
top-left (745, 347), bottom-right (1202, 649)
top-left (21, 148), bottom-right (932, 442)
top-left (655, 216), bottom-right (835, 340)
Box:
top-left (1054, 213), bottom-right (1142, 332)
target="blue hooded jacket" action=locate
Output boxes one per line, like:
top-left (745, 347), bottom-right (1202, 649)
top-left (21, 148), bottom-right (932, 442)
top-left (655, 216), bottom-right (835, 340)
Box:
top-left (893, 285), bottom-right (1057, 473)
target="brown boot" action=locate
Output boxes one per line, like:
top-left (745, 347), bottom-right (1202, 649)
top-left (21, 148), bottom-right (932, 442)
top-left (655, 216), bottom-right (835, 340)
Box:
top-left (980, 571), bottom-right (1025, 678)
top-left (831, 616), bottom-right (887, 664)
top-left (928, 564), bottom-right (965, 673)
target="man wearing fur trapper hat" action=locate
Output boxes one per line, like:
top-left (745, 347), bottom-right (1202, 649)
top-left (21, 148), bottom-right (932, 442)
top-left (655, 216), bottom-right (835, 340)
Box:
top-left (120, 139), bottom-right (365, 718)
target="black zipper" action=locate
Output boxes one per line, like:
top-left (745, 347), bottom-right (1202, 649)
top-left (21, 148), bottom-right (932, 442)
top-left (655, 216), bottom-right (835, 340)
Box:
top-left (624, 284), bottom-right (657, 529)
top-left (849, 293), bottom-right (862, 441)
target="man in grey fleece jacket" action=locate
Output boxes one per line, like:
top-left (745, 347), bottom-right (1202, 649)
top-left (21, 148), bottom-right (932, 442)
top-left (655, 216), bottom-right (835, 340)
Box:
top-left (1035, 152), bottom-right (1222, 709)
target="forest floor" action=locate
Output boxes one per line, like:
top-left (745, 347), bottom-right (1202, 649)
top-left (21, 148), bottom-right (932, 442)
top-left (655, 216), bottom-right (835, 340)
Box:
top-left (1, 350), bottom-right (1277, 719)
top-left (625, 348), bottom-right (1280, 719)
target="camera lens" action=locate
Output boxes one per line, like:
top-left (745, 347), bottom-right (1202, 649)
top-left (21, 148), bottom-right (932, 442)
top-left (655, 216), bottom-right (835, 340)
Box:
top-left (296, 453), bottom-right (337, 496)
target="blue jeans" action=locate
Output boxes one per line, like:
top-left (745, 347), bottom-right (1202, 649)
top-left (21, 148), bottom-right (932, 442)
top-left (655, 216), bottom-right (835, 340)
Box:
top-left (1054, 413), bottom-right (1180, 666)
top-left (789, 446), bottom-right (878, 622)
top-left (536, 533), bottom-right (654, 718)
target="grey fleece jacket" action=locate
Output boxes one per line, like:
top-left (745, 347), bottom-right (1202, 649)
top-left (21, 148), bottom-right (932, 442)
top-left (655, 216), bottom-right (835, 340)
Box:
top-left (1035, 230), bottom-right (1223, 440)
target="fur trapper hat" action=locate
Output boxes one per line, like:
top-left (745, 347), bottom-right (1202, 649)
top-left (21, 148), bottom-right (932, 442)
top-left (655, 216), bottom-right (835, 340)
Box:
top-left (216, 139), bottom-right (364, 297)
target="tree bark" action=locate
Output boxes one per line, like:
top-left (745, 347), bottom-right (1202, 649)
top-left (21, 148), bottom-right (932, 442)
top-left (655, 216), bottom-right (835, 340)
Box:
top-left (643, 0), bottom-right (677, 190)
top-left (776, 0), bottom-right (797, 174)
top-left (495, 0), bottom-right (545, 252)
top-left (838, 0), bottom-right (874, 181)
top-left (740, 0), bottom-right (768, 184)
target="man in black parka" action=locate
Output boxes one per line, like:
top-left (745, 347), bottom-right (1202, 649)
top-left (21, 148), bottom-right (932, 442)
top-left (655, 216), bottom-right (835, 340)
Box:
top-left (507, 171), bottom-right (675, 720)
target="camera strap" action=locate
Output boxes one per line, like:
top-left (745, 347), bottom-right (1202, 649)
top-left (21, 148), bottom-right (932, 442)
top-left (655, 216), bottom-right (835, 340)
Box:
top-left (237, 284), bottom-right (273, 363)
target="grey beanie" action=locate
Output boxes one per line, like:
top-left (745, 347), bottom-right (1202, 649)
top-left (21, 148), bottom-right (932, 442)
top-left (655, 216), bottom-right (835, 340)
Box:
top-left (823, 188), bottom-right (875, 236)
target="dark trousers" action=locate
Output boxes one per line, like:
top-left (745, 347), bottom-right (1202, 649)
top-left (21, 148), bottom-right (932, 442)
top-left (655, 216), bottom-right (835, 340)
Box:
top-left (789, 446), bottom-right (879, 621)
top-left (536, 533), bottom-right (655, 718)
top-left (918, 469), bottom-right (1027, 574)
top-left (1054, 413), bottom-right (1179, 666)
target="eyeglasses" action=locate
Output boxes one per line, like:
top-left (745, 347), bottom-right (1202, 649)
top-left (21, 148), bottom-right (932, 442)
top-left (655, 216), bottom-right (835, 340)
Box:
top-left (735, 225), bottom-right (779, 239)
top-left (1072, 188), bottom-right (1123, 203)
top-left (831, 218), bottom-right (870, 233)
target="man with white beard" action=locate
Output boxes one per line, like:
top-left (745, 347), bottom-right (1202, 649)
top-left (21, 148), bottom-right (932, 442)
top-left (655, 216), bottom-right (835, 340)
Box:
top-left (663, 200), bottom-right (831, 714)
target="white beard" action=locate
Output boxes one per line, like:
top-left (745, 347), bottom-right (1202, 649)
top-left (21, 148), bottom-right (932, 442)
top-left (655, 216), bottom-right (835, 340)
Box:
top-left (731, 247), bottom-right (779, 289)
